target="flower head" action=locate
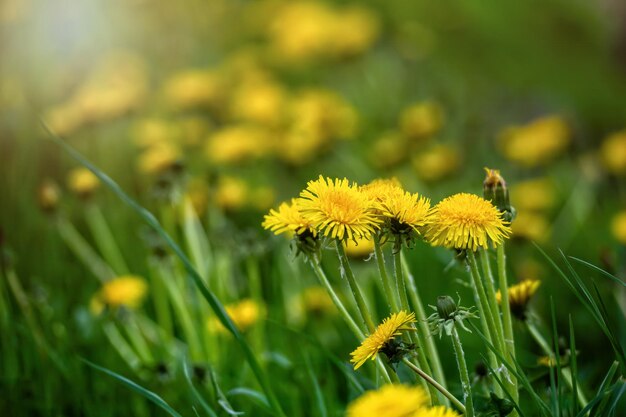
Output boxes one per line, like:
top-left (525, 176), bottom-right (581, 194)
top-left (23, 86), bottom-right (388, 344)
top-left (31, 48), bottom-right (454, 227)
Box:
top-left (346, 384), bottom-right (429, 417)
top-left (611, 211), bottom-right (626, 245)
top-left (90, 275), bottom-right (148, 315)
top-left (299, 176), bottom-right (380, 241)
top-left (209, 298), bottom-right (265, 334)
top-left (497, 279), bottom-right (541, 321)
top-left (67, 167), bottom-right (100, 199)
top-left (377, 190), bottom-right (431, 246)
top-left (420, 406), bottom-right (462, 417)
top-left (263, 199), bottom-right (314, 236)
top-left (600, 130), bottom-right (626, 175)
top-left (425, 193), bottom-right (511, 251)
top-left (350, 311), bottom-right (416, 369)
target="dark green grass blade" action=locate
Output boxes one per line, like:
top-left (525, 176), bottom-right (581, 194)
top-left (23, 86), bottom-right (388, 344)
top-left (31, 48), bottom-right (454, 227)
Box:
top-left (569, 315), bottom-right (579, 416)
top-left (607, 383), bottom-right (626, 416)
top-left (182, 361), bottom-right (218, 417)
top-left (43, 122), bottom-right (286, 417)
top-left (550, 298), bottom-right (562, 417)
top-left (82, 359), bottom-right (183, 417)
top-left (580, 361), bottom-right (619, 417)
top-left (303, 351), bottom-right (328, 417)
top-left (480, 354), bottom-right (526, 417)
top-left (568, 257), bottom-right (626, 287)
top-left (227, 388), bottom-right (272, 414)
top-left (469, 321), bottom-right (552, 416)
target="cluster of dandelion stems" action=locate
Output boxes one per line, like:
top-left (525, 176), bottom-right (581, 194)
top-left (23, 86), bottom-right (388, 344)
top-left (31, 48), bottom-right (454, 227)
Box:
top-left (263, 174), bottom-right (520, 415)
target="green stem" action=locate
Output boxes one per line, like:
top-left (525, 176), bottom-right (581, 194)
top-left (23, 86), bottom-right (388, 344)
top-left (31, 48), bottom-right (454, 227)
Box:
top-left (336, 241), bottom-right (376, 332)
top-left (451, 327), bottom-right (474, 417)
top-left (85, 204), bottom-right (129, 275)
top-left (496, 244), bottom-right (518, 402)
top-left (526, 321), bottom-right (588, 408)
top-left (479, 250), bottom-right (505, 349)
top-left (466, 250), bottom-right (503, 396)
top-left (147, 258), bottom-right (174, 339)
top-left (402, 358), bottom-right (466, 414)
top-left (401, 253), bottom-right (449, 405)
top-left (393, 248), bottom-right (411, 314)
top-left (374, 238), bottom-right (399, 312)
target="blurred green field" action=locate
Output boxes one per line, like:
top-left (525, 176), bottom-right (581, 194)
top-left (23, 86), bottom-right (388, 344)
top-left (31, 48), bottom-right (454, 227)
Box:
top-left (1, 0), bottom-right (626, 416)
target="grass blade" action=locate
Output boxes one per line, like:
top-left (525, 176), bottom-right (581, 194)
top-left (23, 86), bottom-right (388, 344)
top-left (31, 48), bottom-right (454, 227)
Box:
top-left (82, 358), bottom-right (183, 417)
top-left (568, 257), bottom-right (626, 287)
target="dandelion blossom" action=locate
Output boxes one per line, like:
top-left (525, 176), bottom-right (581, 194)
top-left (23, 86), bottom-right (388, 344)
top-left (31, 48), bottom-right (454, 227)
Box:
top-left (346, 384), bottom-right (429, 417)
top-left (497, 279), bottom-right (540, 321)
top-left (426, 193), bottom-right (511, 251)
top-left (262, 199), bottom-right (314, 236)
top-left (299, 176), bottom-right (380, 241)
top-left (350, 311), bottom-right (416, 369)
top-left (378, 190), bottom-right (431, 235)
top-left (420, 406), bottom-right (462, 417)
top-left (90, 275), bottom-right (148, 315)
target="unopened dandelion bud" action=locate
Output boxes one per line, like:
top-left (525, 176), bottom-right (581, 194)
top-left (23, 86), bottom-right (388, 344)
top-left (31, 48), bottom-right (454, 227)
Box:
top-left (436, 295), bottom-right (457, 320)
top-left (483, 167), bottom-right (516, 222)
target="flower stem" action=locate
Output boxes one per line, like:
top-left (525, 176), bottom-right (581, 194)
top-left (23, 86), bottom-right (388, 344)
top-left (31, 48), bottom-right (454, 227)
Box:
top-left (374, 238), bottom-right (399, 312)
top-left (496, 244), bottom-right (518, 402)
top-left (402, 358), bottom-right (466, 414)
top-left (85, 203), bottom-right (130, 275)
top-left (401, 252), bottom-right (449, 405)
top-left (451, 327), bottom-right (474, 417)
top-left (336, 241), bottom-right (376, 332)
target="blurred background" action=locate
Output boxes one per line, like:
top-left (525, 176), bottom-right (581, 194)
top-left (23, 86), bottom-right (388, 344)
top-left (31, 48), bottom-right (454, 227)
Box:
top-left (1, 0), bottom-right (626, 415)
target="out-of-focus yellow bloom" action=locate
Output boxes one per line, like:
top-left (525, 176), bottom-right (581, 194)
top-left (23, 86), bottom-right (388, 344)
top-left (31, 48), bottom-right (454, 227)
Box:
top-left (268, 2), bottom-right (378, 62)
top-left (44, 103), bottom-right (83, 137)
top-left (497, 279), bottom-right (540, 321)
top-left (250, 186), bottom-right (276, 211)
top-left (350, 311), bottom-right (416, 369)
top-left (230, 77), bottom-right (287, 126)
top-left (344, 235), bottom-right (375, 258)
top-left (499, 115), bottom-right (570, 167)
top-left (611, 211), bottom-right (626, 245)
top-left (511, 211), bottom-right (551, 243)
top-left (299, 176), bottom-right (380, 241)
top-left (399, 101), bottom-right (444, 141)
top-left (90, 275), bottom-right (148, 315)
top-left (426, 193), bottom-right (511, 251)
top-left (184, 178), bottom-right (209, 216)
top-left (346, 384), bottom-right (429, 417)
top-left (214, 176), bottom-right (248, 211)
top-left (600, 130), bottom-right (626, 175)
top-left (67, 167), bottom-right (99, 198)
top-left (38, 179), bottom-right (60, 213)
top-left (132, 118), bottom-right (179, 149)
top-left (209, 298), bottom-right (264, 333)
top-left (510, 178), bottom-right (556, 212)
top-left (301, 287), bottom-right (335, 317)
top-left (177, 116), bottom-right (212, 147)
top-left (369, 132), bottom-right (409, 169)
top-left (205, 125), bottom-right (272, 164)
top-left (137, 143), bottom-right (182, 175)
top-left (289, 89), bottom-right (358, 142)
top-left (164, 69), bottom-right (225, 111)
top-left (412, 144), bottom-right (460, 182)
top-left (276, 130), bottom-right (326, 165)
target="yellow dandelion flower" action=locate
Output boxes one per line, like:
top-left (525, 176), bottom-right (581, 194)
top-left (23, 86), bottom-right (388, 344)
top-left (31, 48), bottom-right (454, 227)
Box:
top-left (205, 125), bottom-right (272, 164)
top-left (611, 211), bottom-right (626, 245)
top-left (346, 384), bottom-right (428, 417)
top-left (299, 176), bottom-right (381, 241)
top-left (208, 298), bottom-right (265, 334)
top-left (511, 211), bottom-right (551, 243)
top-left (369, 132), bottom-right (409, 169)
top-left (230, 77), bottom-right (286, 126)
top-left (67, 167), bottom-right (99, 198)
top-left (600, 130), bottom-right (626, 175)
top-left (262, 198), bottom-right (314, 236)
top-left (399, 101), bottom-right (444, 141)
top-left (38, 180), bottom-right (60, 213)
top-left (214, 176), bottom-right (248, 211)
top-left (412, 144), bottom-right (460, 182)
top-left (344, 235), bottom-right (375, 258)
top-left (164, 69), bottom-right (225, 111)
top-left (360, 178), bottom-right (404, 202)
top-left (137, 143), bottom-right (182, 175)
top-left (510, 178), bottom-right (556, 212)
top-left (90, 275), bottom-right (148, 315)
top-left (350, 311), bottom-right (416, 370)
top-left (497, 279), bottom-right (541, 320)
top-left (301, 287), bottom-right (335, 317)
top-left (378, 190), bottom-right (431, 234)
top-left (425, 193), bottom-right (511, 251)
top-left (498, 115), bottom-right (570, 167)
top-left (419, 405), bottom-right (462, 417)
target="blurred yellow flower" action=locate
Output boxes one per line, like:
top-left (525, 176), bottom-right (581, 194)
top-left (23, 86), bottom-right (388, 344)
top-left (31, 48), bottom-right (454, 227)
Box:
top-left (251, 186), bottom-right (276, 211)
top-left (611, 211), bottom-right (626, 244)
top-left (499, 115), bottom-right (570, 167)
top-left (299, 176), bottom-right (380, 241)
top-left (164, 69), bottom-right (225, 111)
top-left (412, 144), bottom-right (460, 182)
top-left (511, 211), bottom-right (551, 243)
top-left (600, 130), bottom-right (626, 175)
top-left (276, 130), bottom-right (326, 165)
top-left (67, 167), bottom-right (99, 198)
top-left (301, 286), bottom-right (335, 317)
top-left (497, 279), bottom-right (540, 321)
top-left (184, 178), bottom-right (209, 216)
top-left (209, 298), bottom-right (265, 333)
top-left (350, 311), bottom-right (416, 370)
top-left (90, 275), bottom-right (148, 315)
top-left (399, 101), bottom-right (444, 141)
top-left (346, 384), bottom-right (429, 417)
top-left (137, 143), bottom-right (182, 175)
top-left (38, 179), bottom-right (60, 213)
top-left (344, 235), bottom-right (375, 258)
top-left (230, 77), bottom-right (287, 126)
top-left (426, 193), bottom-right (511, 251)
top-left (510, 178), bottom-right (556, 212)
top-left (263, 198), bottom-right (314, 236)
top-left (132, 118), bottom-right (179, 149)
top-left (327, 7), bottom-right (380, 58)
top-left (205, 125), bottom-right (272, 164)
top-left (214, 176), bottom-right (248, 211)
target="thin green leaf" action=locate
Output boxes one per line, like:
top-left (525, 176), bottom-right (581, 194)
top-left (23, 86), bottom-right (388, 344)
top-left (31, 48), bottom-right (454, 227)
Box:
top-left (44, 122), bottom-right (286, 417)
top-left (82, 358), bottom-right (183, 417)
top-left (303, 352), bottom-right (328, 417)
top-left (227, 388), bottom-right (273, 414)
top-left (568, 256), bottom-right (626, 287)
top-left (480, 354), bottom-right (526, 417)
top-left (550, 298), bottom-right (562, 417)
top-left (182, 361), bottom-right (218, 417)
top-left (581, 361), bottom-right (619, 417)
top-left (569, 315), bottom-right (579, 416)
